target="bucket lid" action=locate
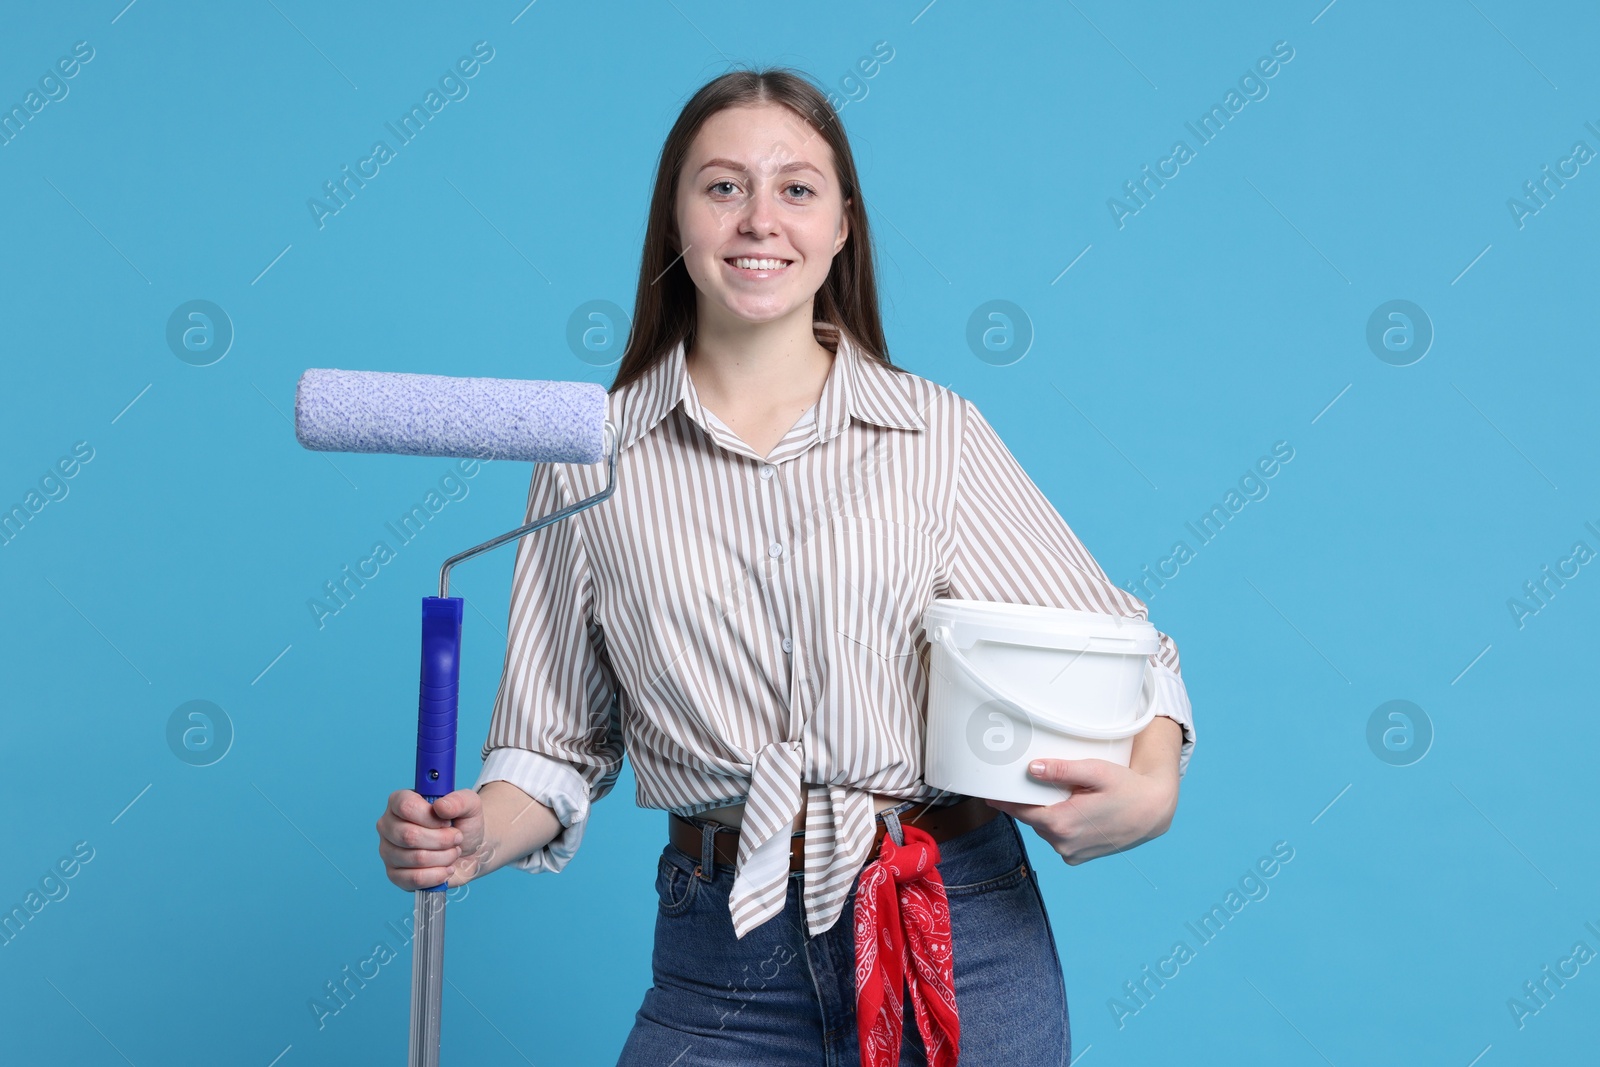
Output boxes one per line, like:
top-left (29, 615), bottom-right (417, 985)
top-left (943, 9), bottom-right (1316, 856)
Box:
top-left (923, 598), bottom-right (1159, 654)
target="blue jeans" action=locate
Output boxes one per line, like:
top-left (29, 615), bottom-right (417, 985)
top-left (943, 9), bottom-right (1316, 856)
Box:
top-left (615, 803), bottom-right (1071, 1066)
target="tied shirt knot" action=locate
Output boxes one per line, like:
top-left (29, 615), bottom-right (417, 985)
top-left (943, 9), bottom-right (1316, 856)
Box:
top-left (726, 739), bottom-right (880, 941)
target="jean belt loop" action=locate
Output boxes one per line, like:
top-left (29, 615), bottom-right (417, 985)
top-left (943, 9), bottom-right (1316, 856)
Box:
top-left (881, 807), bottom-right (906, 848)
top-left (699, 819), bottom-right (717, 882)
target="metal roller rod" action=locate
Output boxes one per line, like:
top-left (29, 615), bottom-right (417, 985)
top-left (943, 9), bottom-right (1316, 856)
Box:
top-left (408, 889), bottom-right (447, 1067)
top-left (438, 422), bottom-right (619, 599)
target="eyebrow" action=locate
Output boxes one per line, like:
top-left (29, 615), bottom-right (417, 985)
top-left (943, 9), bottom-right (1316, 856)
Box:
top-left (695, 157), bottom-right (825, 178)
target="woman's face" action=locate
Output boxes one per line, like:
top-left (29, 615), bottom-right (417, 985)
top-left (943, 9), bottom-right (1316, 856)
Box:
top-left (674, 102), bottom-right (850, 330)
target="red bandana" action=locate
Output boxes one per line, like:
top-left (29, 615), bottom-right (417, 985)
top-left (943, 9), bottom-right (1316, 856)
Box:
top-left (853, 822), bottom-right (960, 1067)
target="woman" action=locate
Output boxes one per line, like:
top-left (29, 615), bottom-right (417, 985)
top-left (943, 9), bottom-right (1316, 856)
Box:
top-left (376, 67), bottom-right (1195, 1066)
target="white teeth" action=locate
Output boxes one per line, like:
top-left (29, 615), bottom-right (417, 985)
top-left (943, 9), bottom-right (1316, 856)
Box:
top-left (730, 257), bottom-right (790, 270)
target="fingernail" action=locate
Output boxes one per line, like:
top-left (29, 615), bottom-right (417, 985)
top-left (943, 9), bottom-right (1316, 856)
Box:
top-left (1028, 761), bottom-right (1046, 775)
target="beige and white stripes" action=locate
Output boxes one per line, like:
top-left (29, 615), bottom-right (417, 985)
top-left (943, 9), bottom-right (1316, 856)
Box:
top-left (475, 322), bottom-right (1196, 940)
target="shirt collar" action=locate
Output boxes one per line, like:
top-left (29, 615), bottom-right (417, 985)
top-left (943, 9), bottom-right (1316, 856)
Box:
top-left (614, 321), bottom-right (927, 455)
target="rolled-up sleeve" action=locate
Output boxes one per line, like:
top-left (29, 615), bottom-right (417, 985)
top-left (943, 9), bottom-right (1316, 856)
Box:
top-left (944, 398), bottom-right (1195, 778)
top-left (476, 459), bottom-right (625, 872)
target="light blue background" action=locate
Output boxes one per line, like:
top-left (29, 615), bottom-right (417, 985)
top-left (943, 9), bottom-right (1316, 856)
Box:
top-left (3, 1), bottom-right (1596, 1064)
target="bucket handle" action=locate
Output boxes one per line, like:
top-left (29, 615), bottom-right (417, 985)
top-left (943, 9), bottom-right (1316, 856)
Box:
top-left (928, 624), bottom-right (1159, 741)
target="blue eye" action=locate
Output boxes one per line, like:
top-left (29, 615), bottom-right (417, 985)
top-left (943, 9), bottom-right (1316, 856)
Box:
top-left (709, 180), bottom-right (739, 196)
top-left (786, 183), bottom-right (815, 199)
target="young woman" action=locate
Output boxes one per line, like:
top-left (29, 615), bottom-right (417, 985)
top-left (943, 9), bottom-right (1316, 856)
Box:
top-left (377, 68), bottom-right (1195, 1066)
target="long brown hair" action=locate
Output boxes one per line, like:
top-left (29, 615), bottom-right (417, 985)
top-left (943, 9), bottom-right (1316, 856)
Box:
top-left (608, 67), bottom-right (901, 395)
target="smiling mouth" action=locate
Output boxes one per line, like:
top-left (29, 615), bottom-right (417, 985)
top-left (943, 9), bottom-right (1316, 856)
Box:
top-left (724, 257), bottom-right (793, 273)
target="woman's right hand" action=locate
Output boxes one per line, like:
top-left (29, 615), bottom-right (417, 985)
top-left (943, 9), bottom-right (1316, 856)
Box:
top-left (376, 788), bottom-right (485, 890)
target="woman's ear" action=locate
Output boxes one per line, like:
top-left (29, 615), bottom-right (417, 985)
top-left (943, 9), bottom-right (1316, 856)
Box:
top-left (834, 200), bottom-right (851, 255)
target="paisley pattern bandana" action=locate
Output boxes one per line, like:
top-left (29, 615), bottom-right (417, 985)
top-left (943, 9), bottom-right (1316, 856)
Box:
top-left (853, 821), bottom-right (959, 1067)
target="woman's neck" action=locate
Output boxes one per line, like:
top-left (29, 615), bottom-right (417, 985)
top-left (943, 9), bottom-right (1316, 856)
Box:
top-left (684, 302), bottom-right (833, 411)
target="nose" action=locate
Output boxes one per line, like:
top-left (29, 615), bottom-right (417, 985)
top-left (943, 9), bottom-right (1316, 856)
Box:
top-left (738, 187), bottom-right (780, 239)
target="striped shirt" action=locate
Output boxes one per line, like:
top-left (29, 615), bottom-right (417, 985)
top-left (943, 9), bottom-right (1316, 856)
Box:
top-left (475, 322), bottom-right (1195, 940)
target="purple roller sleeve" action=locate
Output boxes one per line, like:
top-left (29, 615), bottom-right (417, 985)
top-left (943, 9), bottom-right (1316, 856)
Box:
top-left (293, 367), bottom-right (607, 464)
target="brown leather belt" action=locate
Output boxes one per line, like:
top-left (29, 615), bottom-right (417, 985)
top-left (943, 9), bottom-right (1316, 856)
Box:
top-left (669, 794), bottom-right (998, 873)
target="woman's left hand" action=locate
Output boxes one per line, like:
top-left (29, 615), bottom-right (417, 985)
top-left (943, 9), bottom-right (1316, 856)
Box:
top-left (984, 716), bottom-right (1184, 865)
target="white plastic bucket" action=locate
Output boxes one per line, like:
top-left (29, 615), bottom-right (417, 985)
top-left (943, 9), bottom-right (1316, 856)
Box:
top-left (922, 599), bottom-right (1159, 804)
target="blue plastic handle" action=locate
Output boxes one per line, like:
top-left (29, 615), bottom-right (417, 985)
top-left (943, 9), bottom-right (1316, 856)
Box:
top-left (415, 596), bottom-right (463, 893)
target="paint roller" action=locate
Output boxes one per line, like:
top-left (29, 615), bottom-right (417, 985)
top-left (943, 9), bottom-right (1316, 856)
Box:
top-left (294, 367), bottom-right (617, 1067)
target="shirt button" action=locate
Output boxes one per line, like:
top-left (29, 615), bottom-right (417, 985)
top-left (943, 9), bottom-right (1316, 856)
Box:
top-left (781, 637), bottom-right (793, 653)
top-left (760, 464), bottom-right (775, 480)
top-left (768, 542), bottom-right (783, 558)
